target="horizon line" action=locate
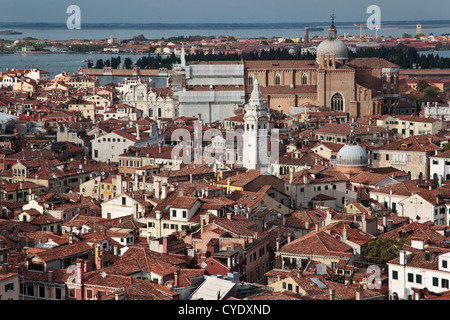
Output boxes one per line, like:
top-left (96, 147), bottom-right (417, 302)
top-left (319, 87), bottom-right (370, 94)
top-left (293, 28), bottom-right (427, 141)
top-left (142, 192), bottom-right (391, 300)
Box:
top-left (1, 19), bottom-right (450, 26)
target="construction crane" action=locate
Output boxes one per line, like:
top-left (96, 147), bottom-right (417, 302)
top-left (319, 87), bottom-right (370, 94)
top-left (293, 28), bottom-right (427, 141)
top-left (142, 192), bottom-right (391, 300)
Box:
top-left (353, 23), bottom-right (386, 39)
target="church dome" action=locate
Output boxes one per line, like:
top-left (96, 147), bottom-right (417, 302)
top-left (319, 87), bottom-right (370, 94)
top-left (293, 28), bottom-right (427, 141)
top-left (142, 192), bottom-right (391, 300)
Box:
top-left (316, 38), bottom-right (348, 62)
top-left (336, 144), bottom-right (368, 167)
top-left (316, 14), bottom-right (348, 63)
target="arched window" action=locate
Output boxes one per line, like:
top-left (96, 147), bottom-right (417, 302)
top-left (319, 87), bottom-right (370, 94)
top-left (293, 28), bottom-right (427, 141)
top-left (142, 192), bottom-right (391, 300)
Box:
top-left (302, 73), bottom-right (308, 85)
top-left (248, 74), bottom-right (254, 85)
top-left (275, 74), bottom-right (281, 85)
top-left (331, 93), bottom-right (344, 112)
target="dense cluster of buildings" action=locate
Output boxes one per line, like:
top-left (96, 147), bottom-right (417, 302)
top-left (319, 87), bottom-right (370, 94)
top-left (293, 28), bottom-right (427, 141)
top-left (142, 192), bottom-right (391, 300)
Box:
top-left (0, 19), bottom-right (450, 301)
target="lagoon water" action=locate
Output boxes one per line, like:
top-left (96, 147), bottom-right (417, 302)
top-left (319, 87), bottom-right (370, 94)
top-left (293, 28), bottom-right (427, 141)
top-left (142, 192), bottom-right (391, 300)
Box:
top-left (0, 52), bottom-right (169, 86)
top-left (0, 23), bottom-right (449, 41)
top-left (0, 23), bottom-right (449, 86)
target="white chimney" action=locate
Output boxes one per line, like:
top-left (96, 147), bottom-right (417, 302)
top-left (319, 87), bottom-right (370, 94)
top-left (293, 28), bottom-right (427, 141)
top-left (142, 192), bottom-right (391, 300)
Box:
top-left (329, 288), bottom-right (335, 300)
top-left (399, 250), bottom-right (407, 265)
top-left (342, 226), bottom-right (348, 241)
top-left (161, 183), bottom-right (167, 199)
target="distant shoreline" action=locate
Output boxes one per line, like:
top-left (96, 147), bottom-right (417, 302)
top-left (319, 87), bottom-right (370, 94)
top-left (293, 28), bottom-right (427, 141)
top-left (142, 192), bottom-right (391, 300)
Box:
top-left (0, 20), bottom-right (450, 29)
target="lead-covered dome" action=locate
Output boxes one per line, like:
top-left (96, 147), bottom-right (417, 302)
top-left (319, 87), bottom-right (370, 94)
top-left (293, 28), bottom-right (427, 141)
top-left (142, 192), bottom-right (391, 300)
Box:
top-left (316, 38), bottom-right (348, 62)
top-left (316, 14), bottom-right (348, 63)
top-left (336, 144), bottom-right (368, 167)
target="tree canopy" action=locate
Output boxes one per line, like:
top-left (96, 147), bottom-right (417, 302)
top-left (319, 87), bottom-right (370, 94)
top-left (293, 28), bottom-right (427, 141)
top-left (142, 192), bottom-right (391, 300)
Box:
top-left (364, 237), bottom-right (406, 266)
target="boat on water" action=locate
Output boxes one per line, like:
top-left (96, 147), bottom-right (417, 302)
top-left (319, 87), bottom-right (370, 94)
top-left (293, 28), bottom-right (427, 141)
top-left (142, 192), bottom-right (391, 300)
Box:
top-left (0, 30), bottom-right (23, 35)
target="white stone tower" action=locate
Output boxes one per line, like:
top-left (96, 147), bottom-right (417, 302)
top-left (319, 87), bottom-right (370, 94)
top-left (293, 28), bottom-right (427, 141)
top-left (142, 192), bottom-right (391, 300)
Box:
top-left (243, 79), bottom-right (269, 171)
top-left (180, 43), bottom-right (186, 69)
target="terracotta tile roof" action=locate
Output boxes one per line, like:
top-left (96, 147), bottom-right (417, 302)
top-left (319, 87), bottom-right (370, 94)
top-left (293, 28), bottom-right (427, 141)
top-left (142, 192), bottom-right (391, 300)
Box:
top-left (284, 274), bottom-right (383, 300)
top-left (311, 193), bottom-right (336, 201)
top-left (0, 181), bottom-right (44, 192)
top-left (244, 60), bottom-right (318, 69)
top-left (380, 221), bottom-right (450, 247)
top-left (281, 209), bottom-right (327, 230)
top-left (315, 123), bottom-right (387, 135)
top-left (80, 231), bottom-right (122, 247)
top-left (248, 291), bottom-right (308, 300)
top-left (367, 166), bottom-right (410, 178)
top-left (111, 245), bottom-right (188, 278)
top-left (217, 169), bottom-right (263, 187)
top-left (395, 115), bottom-right (439, 123)
top-left (83, 271), bottom-right (135, 289)
top-left (178, 268), bottom-right (205, 288)
top-left (320, 142), bottom-right (345, 152)
top-left (112, 130), bottom-right (139, 142)
top-left (32, 241), bottom-right (94, 262)
top-left (226, 190), bottom-right (266, 208)
top-left (100, 279), bottom-right (177, 300)
top-left (371, 180), bottom-right (427, 196)
top-left (278, 152), bottom-right (329, 167)
top-left (373, 136), bottom-right (441, 152)
top-left (347, 57), bottom-right (399, 69)
top-left (213, 214), bottom-right (258, 238)
top-left (200, 197), bottom-right (236, 210)
top-left (349, 171), bottom-right (392, 186)
top-left (389, 245), bottom-right (450, 269)
top-left (16, 266), bottom-right (71, 284)
top-left (431, 149), bottom-right (450, 159)
top-left (322, 222), bottom-right (375, 246)
top-left (30, 214), bottom-right (61, 226)
top-left (278, 229), bottom-right (353, 258)
top-left (412, 187), bottom-right (450, 206)
top-left (280, 168), bottom-right (347, 184)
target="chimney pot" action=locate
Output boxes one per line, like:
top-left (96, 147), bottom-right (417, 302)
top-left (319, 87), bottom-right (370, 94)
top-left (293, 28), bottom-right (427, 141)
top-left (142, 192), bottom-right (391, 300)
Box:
top-left (329, 288), bottom-right (336, 300)
top-left (162, 236), bottom-right (169, 254)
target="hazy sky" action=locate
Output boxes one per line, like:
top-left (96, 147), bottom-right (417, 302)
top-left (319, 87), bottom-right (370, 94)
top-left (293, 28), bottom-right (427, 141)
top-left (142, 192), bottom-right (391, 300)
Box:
top-left (1, 0), bottom-right (449, 24)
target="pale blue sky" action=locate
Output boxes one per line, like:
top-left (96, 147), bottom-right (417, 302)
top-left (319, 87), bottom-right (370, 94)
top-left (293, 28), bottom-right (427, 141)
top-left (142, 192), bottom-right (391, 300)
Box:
top-left (1, 0), bottom-right (449, 23)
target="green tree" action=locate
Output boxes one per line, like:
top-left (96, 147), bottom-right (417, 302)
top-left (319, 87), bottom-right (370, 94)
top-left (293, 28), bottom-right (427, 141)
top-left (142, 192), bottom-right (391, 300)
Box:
top-left (423, 86), bottom-right (440, 98)
top-left (443, 142), bottom-right (450, 152)
top-left (364, 237), bottom-right (406, 266)
top-left (95, 59), bottom-right (104, 69)
top-left (416, 80), bottom-right (430, 92)
top-left (124, 57), bottom-right (133, 69)
top-left (110, 56), bottom-right (121, 69)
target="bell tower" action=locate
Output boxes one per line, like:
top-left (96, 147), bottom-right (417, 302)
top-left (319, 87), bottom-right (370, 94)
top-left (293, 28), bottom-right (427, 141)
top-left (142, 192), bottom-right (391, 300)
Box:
top-left (243, 79), bottom-right (269, 170)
